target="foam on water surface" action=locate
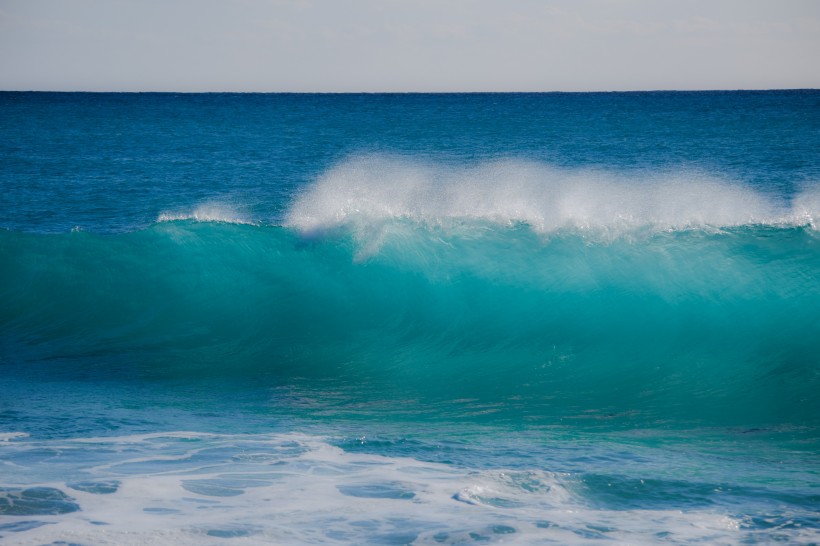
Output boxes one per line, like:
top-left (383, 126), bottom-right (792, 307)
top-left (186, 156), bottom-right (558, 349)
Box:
top-left (0, 433), bottom-right (29, 443)
top-left (1, 431), bottom-right (816, 545)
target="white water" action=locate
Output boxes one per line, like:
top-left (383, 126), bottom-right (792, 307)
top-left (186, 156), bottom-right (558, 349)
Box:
top-left (1, 432), bottom-right (814, 545)
top-left (286, 155), bottom-right (819, 238)
top-left (158, 201), bottom-right (256, 225)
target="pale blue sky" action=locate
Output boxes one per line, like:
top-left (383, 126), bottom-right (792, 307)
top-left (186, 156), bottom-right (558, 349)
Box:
top-left (1, 0), bottom-right (818, 92)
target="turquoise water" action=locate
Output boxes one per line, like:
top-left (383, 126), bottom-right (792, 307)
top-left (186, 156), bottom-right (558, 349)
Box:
top-left (1, 91), bottom-right (819, 544)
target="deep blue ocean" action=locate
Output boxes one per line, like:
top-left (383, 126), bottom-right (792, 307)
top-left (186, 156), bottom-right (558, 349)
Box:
top-left (1, 91), bottom-right (819, 544)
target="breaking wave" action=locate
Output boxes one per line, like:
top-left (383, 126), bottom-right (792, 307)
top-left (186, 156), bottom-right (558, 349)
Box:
top-left (2, 157), bottom-right (819, 427)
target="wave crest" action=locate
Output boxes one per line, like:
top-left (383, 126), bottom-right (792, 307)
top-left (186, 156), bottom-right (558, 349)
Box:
top-left (157, 202), bottom-right (255, 225)
top-left (285, 155), bottom-right (817, 239)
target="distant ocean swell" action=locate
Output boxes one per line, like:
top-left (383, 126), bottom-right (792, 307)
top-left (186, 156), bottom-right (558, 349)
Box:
top-left (2, 159), bottom-right (819, 426)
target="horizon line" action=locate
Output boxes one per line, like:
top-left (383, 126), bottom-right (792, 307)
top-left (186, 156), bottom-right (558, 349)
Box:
top-left (2, 88), bottom-right (818, 95)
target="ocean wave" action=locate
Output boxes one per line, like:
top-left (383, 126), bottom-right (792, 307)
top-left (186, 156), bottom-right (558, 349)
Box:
top-left (1, 220), bottom-right (818, 426)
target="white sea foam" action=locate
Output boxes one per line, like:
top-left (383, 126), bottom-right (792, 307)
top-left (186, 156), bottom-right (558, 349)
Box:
top-left (1, 431), bottom-right (813, 545)
top-left (793, 184), bottom-right (820, 229)
top-left (157, 201), bottom-right (255, 225)
top-left (286, 155), bottom-right (816, 240)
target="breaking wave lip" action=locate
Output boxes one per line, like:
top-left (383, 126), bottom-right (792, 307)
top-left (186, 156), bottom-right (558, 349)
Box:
top-left (157, 202), bottom-right (256, 225)
top-left (285, 155), bottom-right (820, 239)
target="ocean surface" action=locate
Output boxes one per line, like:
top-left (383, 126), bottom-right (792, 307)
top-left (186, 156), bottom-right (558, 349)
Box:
top-left (1, 91), bottom-right (819, 544)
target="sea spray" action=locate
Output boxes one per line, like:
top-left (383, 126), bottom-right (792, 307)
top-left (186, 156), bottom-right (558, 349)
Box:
top-left (285, 155), bottom-right (816, 239)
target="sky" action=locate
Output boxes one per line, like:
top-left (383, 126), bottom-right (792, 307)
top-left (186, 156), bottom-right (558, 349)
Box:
top-left (1, 0), bottom-right (818, 92)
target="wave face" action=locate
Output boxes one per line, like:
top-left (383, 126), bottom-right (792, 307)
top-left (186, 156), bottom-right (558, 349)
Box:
top-left (3, 189), bottom-right (819, 427)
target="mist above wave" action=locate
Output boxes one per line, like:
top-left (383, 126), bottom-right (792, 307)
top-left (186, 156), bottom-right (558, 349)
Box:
top-left (285, 155), bottom-right (819, 239)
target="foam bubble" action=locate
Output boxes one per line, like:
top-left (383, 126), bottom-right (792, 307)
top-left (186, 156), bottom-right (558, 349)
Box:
top-left (285, 155), bottom-right (813, 241)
